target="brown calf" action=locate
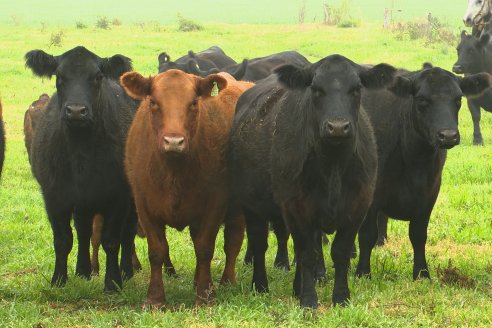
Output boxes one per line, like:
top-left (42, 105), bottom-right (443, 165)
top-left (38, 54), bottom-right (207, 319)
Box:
top-left (120, 70), bottom-right (252, 307)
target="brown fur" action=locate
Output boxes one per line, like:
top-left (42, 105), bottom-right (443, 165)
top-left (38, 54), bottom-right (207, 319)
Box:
top-left (121, 70), bottom-right (252, 307)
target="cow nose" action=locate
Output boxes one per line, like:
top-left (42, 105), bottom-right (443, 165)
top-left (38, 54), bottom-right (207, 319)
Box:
top-left (163, 136), bottom-right (186, 153)
top-left (325, 120), bottom-right (352, 138)
top-left (437, 129), bottom-right (459, 146)
top-left (65, 105), bottom-right (88, 120)
top-left (452, 64), bottom-right (464, 74)
top-left (464, 17), bottom-right (473, 26)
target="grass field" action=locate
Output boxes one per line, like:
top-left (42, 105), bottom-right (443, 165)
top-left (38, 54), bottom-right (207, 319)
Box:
top-left (0, 14), bottom-right (491, 328)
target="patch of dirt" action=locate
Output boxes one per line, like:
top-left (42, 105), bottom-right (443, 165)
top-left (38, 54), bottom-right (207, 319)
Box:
top-left (436, 260), bottom-right (476, 289)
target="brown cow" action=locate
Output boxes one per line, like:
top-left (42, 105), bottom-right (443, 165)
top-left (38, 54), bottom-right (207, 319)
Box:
top-left (120, 70), bottom-right (251, 307)
top-left (23, 94), bottom-right (146, 276)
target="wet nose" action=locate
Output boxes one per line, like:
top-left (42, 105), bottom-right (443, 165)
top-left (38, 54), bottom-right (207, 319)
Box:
top-left (65, 105), bottom-right (88, 120)
top-left (325, 120), bottom-right (352, 138)
top-left (437, 129), bottom-right (459, 146)
top-left (162, 135), bottom-right (186, 153)
top-left (452, 64), bottom-right (464, 74)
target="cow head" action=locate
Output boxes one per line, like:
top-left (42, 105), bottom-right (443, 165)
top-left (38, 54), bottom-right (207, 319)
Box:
top-left (25, 46), bottom-right (132, 128)
top-left (390, 66), bottom-right (492, 149)
top-left (453, 31), bottom-right (490, 75)
top-left (275, 54), bottom-right (396, 146)
top-left (120, 69), bottom-right (227, 157)
top-left (463, 0), bottom-right (491, 26)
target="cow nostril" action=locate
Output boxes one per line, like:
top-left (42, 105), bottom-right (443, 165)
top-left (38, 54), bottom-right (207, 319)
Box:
top-left (65, 107), bottom-right (72, 116)
top-left (80, 108), bottom-right (88, 116)
top-left (343, 122), bottom-right (351, 134)
top-left (327, 122), bottom-right (334, 133)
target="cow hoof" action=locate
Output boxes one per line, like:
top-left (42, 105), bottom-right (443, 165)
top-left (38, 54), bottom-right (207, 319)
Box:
top-left (473, 138), bottom-right (483, 146)
top-left (375, 238), bottom-right (386, 247)
top-left (252, 282), bottom-right (269, 294)
top-left (300, 294), bottom-right (319, 309)
top-left (104, 280), bottom-right (122, 293)
top-left (142, 299), bottom-right (165, 310)
top-left (355, 267), bottom-right (371, 278)
top-left (274, 260), bottom-right (290, 271)
top-left (164, 266), bottom-right (177, 277)
top-left (413, 269), bottom-right (431, 280)
top-left (50, 275), bottom-right (67, 288)
top-left (314, 270), bottom-right (327, 284)
top-left (332, 291), bottom-right (350, 307)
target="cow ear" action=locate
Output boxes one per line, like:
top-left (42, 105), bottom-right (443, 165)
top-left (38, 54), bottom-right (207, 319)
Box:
top-left (188, 50), bottom-right (197, 58)
top-left (196, 74), bottom-right (228, 98)
top-left (25, 50), bottom-right (58, 78)
top-left (459, 72), bottom-right (492, 96)
top-left (422, 62), bottom-right (433, 70)
top-left (187, 59), bottom-right (208, 77)
top-left (158, 52), bottom-right (170, 65)
top-left (275, 64), bottom-right (313, 89)
top-left (230, 59), bottom-right (248, 80)
top-left (359, 63), bottom-right (397, 89)
top-left (100, 54), bottom-right (133, 80)
top-left (388, 76), bottom-right (413, 97)
top-left (120, 72), bottom-right (152, 100)
top-left (479, 33), bottom-right (490, 48)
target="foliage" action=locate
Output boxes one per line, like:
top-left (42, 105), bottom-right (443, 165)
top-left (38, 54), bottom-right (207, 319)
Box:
top-left (96, 16), bottom-right (110, 30)
top-left (49, 30), bottom-right (64, 48)
top-left (75, 21), bottom-right (87, 29)
top-left (177, 13), bottom-right (203, 32)
top-left (112, 18), bottom-right (122, 26)
top-left (323, 0), bottom-right (360, 28)
top-left (392, 16), bottom-right (458, 47)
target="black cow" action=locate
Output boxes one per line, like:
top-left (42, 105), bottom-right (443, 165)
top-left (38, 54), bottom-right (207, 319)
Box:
top-left (356, 65), bottom-right (492, 280)
top-left (228, 54), bottom-right (398, 308)
top-left (453, 31), bottom-right (492, 145)
top-left (198, 51), bottom-right (311, 82)
top-left (25, 46), bottom-right (138, 292)
top-left (158, 46), bottom-right (236, 73)
top-left (0, 100), bottom-right (4, 178)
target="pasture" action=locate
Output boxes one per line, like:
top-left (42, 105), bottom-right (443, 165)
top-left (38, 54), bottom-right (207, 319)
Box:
top-left (0, 5), bottom-right (491, 327)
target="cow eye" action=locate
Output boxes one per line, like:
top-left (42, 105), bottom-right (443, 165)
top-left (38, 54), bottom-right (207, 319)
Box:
top-left (311, 85), bottom-right (324, 97)
top-left (190, 99), bottom-right (198, 109)
top-left (149, 98), bottom-right (159, 110)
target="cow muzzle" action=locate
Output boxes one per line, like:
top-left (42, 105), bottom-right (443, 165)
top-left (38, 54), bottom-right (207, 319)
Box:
top-left (322, 119), bottom-right (353, 142)
top-left (437, 129), bottom-right (460, 149)
top-left (161, 135), bottom-right (187, 154)
top-left (452, 64), bottom-right (464, 75)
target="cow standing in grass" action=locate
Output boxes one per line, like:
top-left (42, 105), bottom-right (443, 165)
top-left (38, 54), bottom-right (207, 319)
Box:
top-left (227, 54), bottom-right (399, 308)
top-left (120, 70), bottom-right (251, 307)
top-left (25, 46), bottom-right (138, 292)
top-left (356, 65), bottom-right (492, 279)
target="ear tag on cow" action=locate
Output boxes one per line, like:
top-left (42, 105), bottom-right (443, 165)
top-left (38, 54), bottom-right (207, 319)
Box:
top-left (211, 81), bottom-right (219, 97)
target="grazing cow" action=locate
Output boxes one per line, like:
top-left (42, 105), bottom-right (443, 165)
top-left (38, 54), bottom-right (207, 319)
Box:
top-left (23, 93), bottom-right (50, 163)
top-left (356, 65), bottom-right (492, 280)
top-left (453, 31), bottom-right (492, 144)
top-left (158, 46), bottom-right (236, 73)
top-left (228, 54), bottom-right (399, 308)
top-left (25, 46), bottom-right (138, 292)
top-left (0, 100), bottom-right (4, 178)
top-left (120, 70), bottom-right (251, 307)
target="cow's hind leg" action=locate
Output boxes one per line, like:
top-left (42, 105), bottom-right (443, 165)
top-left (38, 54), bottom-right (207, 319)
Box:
top-left (162, 228), bottom-right (176, 276)
top-left (356, 207), bottom-right (379, 278)
top-left (74, 209), bottom-right (93, 280)
top-left (376, 212), bottom-right (388, 246)
top-left (244, 208), bottom-right (269, 293)
top-left (272, 219), bottom-right (290, 271)
top-left (220, 209), bottom-right (245, 285)
top-left (90, 214), bottom-right (103, 275)
top-left (468, 100), bottom-right (483, 145)
top-left (120, 204), bottom-right (137, 281)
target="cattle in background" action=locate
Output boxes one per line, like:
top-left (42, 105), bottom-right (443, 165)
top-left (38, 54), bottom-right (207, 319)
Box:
top-left (120, 70), bottom-right (252, 307)
top-left (453, 31), bottom-right (492, 145)
top-left (0, 99), bottom-right (4, 178)
top-left (228, 54), bottom-right (398, 308)
top-left (158, 46), bottom-right (236, 73)
top-left (25, 46), bottom-right (138, 292)
top-left (197, 51), bottom-right (311, 82)
top-left (23, 93), bottom-right (50, 163)
top-left (356, 65), bottom-right (492, 280)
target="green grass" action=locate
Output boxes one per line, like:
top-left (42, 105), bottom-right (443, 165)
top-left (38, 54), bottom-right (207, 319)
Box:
top-left (0, 21), bottom-right (491, 327)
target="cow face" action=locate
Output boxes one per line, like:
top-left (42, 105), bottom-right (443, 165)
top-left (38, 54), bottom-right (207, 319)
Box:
top-left (391, 67), bottom-right (492, 149)
top-left (463, 0), bottom-right (490, 26)
top-left (120, 69), bottom-right (227, 157)
top-left (25, 46), bottom-right (132, 128)
top-left (275, 55), bottom-right (396, 145)
top-left (453, 31), bottom-right (490, 75)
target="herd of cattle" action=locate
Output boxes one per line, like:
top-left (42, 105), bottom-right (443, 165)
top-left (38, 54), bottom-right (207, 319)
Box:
top-left (0, 6), bottom-right (492, 310)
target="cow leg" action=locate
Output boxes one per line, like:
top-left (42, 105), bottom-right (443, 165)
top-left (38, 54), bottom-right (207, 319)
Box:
top-left (244, 209), bottom-right (269, 294)
top-left (220, 210), bottom-right (245, 285)
top-left (144, 221), bottom-right (167, 307)
top-left (190, 219), bottom-right (221, 305)
top-left (409, 216), bottom-right (431, 280)
top-left (468, 100), bottom-right (483, 145)
top-left (376, 212), bottom-right (388, 246)
top-left (101, 209), bottom-right (124, 292)
top-left (272, 219), bottom-right (290, 271)
top-left (289, 223), bottom-right (318, 309)
top-left (131, 243), bottom-right (142, 272)
top-left (355, 208), bottom-right (378, 278)
top-left (120, 205), bottom-right (137, 281)
top-left (162, 228), bottom-right (176, 276)
top-left (313, 230), bottom-right (326, 283)
top-left (331, 226), bottom-right (358, 306)
top-left (91, 214), bottom-right (103, 275)
top-left (48, 207), bottom-right (73, 287)
top-left (74, 209), bottom-right (92, 280)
